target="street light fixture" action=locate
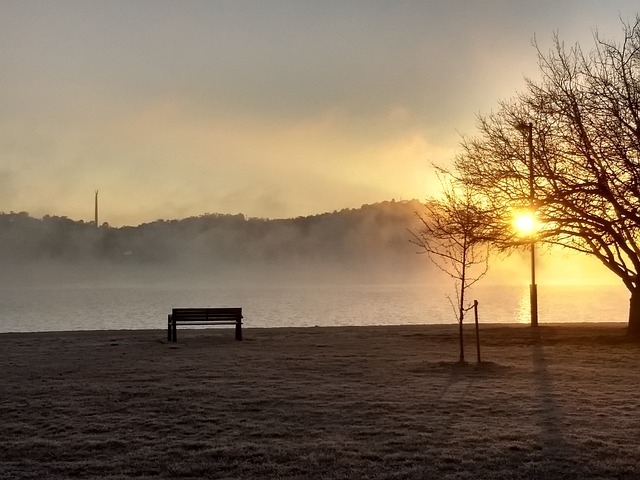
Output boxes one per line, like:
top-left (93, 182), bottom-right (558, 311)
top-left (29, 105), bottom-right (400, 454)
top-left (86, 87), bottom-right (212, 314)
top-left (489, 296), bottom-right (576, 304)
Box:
top-left (515, 121), bottom-right (539, 327)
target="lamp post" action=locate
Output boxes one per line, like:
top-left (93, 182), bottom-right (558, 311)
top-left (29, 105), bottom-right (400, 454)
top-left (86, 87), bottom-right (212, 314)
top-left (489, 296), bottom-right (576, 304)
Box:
top-left (515, 122), bottom-right (538, 327)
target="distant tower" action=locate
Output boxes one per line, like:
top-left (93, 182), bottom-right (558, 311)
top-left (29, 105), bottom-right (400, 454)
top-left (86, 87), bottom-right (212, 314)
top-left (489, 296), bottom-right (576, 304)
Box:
top-left (94, 190), bottom-right (99, 227)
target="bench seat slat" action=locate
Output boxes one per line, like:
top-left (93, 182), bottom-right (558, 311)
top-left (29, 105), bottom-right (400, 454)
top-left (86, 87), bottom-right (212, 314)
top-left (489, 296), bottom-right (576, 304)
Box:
top-left (173, 307), bottom-right (242, 314)
top-left (172, 317), bottom-right (240, 320)
top-left (172, 321), bottom-right (238, 325)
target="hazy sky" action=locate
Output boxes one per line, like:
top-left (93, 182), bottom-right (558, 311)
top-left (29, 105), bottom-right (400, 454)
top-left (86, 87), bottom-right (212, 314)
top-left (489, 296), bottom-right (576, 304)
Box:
top-left (2, 1), bottom-right (638, 225)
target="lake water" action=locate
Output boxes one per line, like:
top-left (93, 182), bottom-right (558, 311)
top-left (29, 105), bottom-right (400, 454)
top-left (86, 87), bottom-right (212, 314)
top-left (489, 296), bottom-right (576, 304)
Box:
top-left (0, 280), bottom-right (630, 333)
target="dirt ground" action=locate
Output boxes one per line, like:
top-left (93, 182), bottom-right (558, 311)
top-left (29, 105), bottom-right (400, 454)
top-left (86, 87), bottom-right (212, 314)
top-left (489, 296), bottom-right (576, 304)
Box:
top-left (2, 323), bottom-right (640, 479)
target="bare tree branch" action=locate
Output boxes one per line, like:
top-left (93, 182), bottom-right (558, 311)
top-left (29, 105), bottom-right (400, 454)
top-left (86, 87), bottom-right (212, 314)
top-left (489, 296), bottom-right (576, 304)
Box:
top-left (452, 16), bottom-right (640, 335)
top-left (411, 178), bottom-right (494, 361)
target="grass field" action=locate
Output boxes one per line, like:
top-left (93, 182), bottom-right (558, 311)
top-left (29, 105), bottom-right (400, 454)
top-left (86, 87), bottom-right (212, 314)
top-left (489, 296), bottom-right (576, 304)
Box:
top-left (2, 323), bottom-right (640, 479)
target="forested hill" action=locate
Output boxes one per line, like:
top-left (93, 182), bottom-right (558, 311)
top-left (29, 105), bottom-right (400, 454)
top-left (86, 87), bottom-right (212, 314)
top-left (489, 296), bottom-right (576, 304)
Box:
top-left (0, 200), bottom-right (427, 274)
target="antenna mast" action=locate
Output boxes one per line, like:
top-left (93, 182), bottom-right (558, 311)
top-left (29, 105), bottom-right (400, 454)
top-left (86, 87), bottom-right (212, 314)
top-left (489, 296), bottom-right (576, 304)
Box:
top-left (95, 190), bottom-right (99, 227)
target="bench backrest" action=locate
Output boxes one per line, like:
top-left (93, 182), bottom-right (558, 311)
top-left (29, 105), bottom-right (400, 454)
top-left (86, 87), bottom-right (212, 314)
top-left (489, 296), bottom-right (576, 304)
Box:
top-left (171, 307), bottom-right (242, 322)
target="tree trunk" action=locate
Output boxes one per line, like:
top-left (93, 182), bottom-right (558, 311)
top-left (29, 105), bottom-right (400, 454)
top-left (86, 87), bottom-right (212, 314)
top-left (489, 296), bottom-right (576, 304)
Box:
top-left (627, 289), bottom-right (640, 338)
top-left (458, 285), bottom-right (465, 363)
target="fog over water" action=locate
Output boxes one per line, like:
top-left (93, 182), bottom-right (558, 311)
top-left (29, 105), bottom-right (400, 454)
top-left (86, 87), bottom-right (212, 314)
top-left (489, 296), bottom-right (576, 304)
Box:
top-left (0, 201), bottom-right (630, 333)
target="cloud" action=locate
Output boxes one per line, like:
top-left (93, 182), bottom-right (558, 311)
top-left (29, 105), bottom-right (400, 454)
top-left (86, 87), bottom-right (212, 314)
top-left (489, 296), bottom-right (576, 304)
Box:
top-left (41, 98), bottom-right (440, 224)
top-left (1, 1), bottom-right (638, 224)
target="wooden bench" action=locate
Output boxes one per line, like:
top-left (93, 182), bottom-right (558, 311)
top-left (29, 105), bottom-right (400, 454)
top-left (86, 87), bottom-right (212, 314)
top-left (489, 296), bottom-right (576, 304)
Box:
top-left (167, 307), bottom-right (243, 342)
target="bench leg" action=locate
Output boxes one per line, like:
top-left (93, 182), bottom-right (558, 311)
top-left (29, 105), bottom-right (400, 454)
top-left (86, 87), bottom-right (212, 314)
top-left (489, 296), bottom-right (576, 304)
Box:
top-left (235, 321), bottom-right (242, 341)
top-left (172, 321), bottom-right (177, 342)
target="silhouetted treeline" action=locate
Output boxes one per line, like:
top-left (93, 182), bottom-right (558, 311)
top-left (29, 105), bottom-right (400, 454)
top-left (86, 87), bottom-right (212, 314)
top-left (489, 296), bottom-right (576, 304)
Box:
top-left (0, 200), bottom-right (425, 273)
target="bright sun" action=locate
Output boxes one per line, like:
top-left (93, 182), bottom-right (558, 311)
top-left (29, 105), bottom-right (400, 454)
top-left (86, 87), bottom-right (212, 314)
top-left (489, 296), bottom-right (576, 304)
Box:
top-left (513, 212), bottom-right (536, 234)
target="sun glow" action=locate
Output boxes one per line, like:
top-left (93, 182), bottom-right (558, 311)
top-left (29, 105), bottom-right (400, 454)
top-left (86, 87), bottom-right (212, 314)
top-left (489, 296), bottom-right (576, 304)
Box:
top-left (513, 211), bottom-right (537, 235)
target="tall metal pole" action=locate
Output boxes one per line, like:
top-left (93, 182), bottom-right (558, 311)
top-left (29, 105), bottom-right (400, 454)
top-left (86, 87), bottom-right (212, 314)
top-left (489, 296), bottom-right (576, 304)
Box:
top-left (525, 123), bottom-right (538, 327)
top-left (515, 122), bottom-right (538, 327)
top-left (95, 190), bottom-right (99, 228)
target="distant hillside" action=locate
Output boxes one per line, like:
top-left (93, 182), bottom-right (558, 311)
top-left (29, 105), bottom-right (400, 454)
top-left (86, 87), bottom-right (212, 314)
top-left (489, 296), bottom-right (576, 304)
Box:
top-left (0, 200), bottom-right (429, 276)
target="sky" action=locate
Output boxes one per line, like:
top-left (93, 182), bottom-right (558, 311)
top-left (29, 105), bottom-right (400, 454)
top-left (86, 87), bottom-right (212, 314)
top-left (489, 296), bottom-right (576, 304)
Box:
top-left (1, 1), bottom-right (639, 226)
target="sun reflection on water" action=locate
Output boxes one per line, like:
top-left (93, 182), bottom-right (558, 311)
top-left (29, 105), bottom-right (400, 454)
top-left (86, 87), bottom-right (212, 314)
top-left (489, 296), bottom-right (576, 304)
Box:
top-left (515, 287), bottom-right (531, 324)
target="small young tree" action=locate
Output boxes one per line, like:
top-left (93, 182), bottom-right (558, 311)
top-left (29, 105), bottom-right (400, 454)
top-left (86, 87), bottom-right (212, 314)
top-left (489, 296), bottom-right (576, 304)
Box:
top-left (411, 182), bottom-right (494, 362)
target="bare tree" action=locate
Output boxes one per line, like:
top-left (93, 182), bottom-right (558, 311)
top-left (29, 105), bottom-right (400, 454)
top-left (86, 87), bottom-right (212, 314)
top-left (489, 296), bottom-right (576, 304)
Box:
top-left (454, 16), bottom-right (640, 336)
top-left (411, 182), bottom-right (493, 362)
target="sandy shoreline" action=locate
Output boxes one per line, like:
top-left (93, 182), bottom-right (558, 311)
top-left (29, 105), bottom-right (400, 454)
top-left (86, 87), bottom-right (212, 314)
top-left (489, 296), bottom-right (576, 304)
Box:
top-left (2, 323), bottom-right (640, 479)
